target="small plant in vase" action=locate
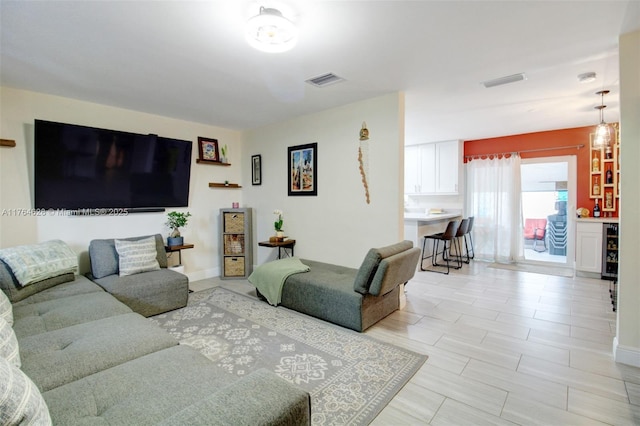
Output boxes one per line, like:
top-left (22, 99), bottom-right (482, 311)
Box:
top-left (166, 211), bottom-right (191, 247)
top-left (273, 209), bottom-right (284, 240)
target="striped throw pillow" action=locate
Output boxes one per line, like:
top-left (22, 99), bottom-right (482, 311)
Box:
top-left (115, 236), bottom-right (160, 277)
top-left (0, 317), bottom-right (20, 368)
top-left (0, 289), bottom-right (12, 326)
top-left (0, 355), bottom-right (51, 425)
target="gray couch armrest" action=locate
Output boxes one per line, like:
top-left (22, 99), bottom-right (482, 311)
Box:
top-left (157, 368), bottom-right (311, 426)
top-left (368, 247), bottom-right (421, 296)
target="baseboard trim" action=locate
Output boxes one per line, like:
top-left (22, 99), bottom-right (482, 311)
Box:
top-left (613, 337), bottom-right (640, 367)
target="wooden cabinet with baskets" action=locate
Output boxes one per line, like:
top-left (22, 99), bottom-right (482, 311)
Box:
top-left (219, 208), bottom-right (252, 279)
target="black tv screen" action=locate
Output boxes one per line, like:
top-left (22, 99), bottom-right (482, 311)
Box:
top-left (34, 120), bottom-right (192, 210)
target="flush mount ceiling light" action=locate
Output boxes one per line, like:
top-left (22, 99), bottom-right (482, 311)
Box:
top-left (245, 6), bottom-right (298, 53)
top-left (593, 90), bottom-right (612, 147)
top-left (578, 72), bottom-right (597, 83)
top-left (481, 73), bottom-right (526, 88)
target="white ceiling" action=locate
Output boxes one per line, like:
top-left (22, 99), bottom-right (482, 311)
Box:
top-left (1, 1), bottom-right (639, 143)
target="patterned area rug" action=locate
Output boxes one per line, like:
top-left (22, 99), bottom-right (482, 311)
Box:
top-left (150, 287), bottom-right (427, 425)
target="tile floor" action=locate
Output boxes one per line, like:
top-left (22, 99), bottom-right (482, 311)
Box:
top-left (189, 261), bottom-right (640, 425)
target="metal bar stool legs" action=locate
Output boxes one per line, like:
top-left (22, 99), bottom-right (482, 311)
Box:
top-left (420, 220), bottom-right (461, 274)
top-left (450, 218), bottom-right (471, 264)
top-left (465, 216), bottom-right (475, 260)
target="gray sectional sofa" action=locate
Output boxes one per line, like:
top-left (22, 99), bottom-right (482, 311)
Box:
top-left (0, 241), bottom-right (311, 425)
top-left (252, 240), bottom-right (421, 332)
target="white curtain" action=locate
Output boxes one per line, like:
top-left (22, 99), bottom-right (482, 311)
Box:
top-left (465, 154), bottom-right (524, 263)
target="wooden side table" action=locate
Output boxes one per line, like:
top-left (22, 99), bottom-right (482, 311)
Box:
top-left (258, 239), bottom-right (295, 259)
top-left (165, 243), bottom-right (194, 265)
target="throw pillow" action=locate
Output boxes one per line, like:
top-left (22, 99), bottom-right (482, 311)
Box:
top-left (0, 317), bottom-right (20, 368)
top-left (0, 239), bottom-right (78, 287)
top-left (0, 356), bottom-right (51, 425)
top-left (0, 289), bottom-right (12, 326)
top-left (115, 236), bottom-right (160, 276)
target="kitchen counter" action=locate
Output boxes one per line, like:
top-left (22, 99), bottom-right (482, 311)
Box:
top-left (404, 212), bottom-right (463, 248)
top-left (576, 217), bottom-right (619, 223)
top-left (404, 212), bottom-right (462, 222)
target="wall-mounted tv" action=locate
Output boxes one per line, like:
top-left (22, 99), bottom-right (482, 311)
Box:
top-left (34, 119), bottom-right (192, 211)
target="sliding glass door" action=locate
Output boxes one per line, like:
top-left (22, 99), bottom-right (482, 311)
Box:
top-left (520, 156), bottom-right (576, 267)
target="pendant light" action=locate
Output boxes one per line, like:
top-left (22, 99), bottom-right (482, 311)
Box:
top-left (245, 6), bottom-right (298, 53)
top-left (593, 90), bottom-right (612, 147)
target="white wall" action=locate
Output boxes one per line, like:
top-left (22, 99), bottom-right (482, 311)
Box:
top-left (615, 30), bottom-right (640, 367)
top-left (0, 87), bottom-right (243, 280)
top-left (242, 93), bottom-right (405, 268)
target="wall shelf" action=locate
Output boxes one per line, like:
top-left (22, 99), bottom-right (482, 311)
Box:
top-left (209, 182), bottom-right (242, 189)
top-left (196, 159), bottom-right (231, 166)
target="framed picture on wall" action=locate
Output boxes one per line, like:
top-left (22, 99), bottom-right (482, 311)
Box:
top-left (288, 142), bottom-right (317, 196)
top-left (251, 154), bottom-right (262, 185)
top-left (197, 137), bottom-right (219, 162)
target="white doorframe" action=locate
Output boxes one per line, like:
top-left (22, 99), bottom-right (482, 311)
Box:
top-left (521, 155), bottom-right (576, 268)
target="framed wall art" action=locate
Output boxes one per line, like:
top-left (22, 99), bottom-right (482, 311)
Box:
top-left (251, 154), bottom-right (262, 185)
top-left (197, 137), bottom-right (219, 162)
top-left (288, 142), bottom-right (317, 196)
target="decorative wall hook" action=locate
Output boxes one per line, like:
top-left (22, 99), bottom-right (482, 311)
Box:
top-left (359, 122), bottom-right (369, 141)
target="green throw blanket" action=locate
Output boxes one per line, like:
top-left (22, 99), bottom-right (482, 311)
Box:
top-left (248, 257), bottom-right (310, 306)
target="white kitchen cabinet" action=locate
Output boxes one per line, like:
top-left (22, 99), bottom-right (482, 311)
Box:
top-left (404, 140), bottom-right (460, 195)
top-left (575, 221), bottom-right (603, 274)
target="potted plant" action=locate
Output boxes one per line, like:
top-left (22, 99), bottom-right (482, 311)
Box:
top-left (166, 211), bottom-right (191, 246)
top-left (273, 209), bottom-right (284, 239)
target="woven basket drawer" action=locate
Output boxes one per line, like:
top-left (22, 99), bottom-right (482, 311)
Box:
top-left (224, 234), bottom-right (245, 255)
top-left (224, 213), bottom-right (245, 233)
top-left (224, 257), bottom-right (245, 276)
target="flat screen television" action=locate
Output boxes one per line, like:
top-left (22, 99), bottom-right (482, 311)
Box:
top-left (34, 119), bottom-right (192, 211)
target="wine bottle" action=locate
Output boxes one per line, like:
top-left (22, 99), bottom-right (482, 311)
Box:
top-left (606, 168), bottom-right (613, 184)
top-left (594, 199), bottom-right (601, 218)
top-left (593, 176), bottom-right (600, 196)
top-left (592, 154), bottom-right (600, 172)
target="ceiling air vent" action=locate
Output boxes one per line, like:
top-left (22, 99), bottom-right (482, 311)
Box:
top-left (305, 73), bottom-right (345, 88)
top-left (481, 73), bottom-right (527, 88)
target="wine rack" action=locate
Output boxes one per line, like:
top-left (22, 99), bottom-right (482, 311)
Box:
top-left (589, 129), bottom-right (619, 215)
top-left (602, 222), bottom-right (618, 312)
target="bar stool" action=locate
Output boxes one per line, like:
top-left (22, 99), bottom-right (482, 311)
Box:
top-left (451, 218), bottom-right (471, 264)
top-left (420, 220), bottom-right (462, 274)
top-left (465, 216), bottom-right (475, 260)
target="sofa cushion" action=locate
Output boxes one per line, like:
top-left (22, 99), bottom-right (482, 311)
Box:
top-left (0, 256), bottom-right (75, 303)
top-left (0, 288), bottom-right (12, 325)
top-left (353, 240), bottom-right (414, 294)
top-left (43, 345), bottom-right (278, 425)
top-left (282, 260), bottom-right (364, 331)
top-left (0, 317), bottom-right (20, 367)
top-left (20, 312), bottom-right (178, 392)
top-left (91, 269), bottom-right (188, 317)
top-left (368, 247), bottom-right (421, 296)
top-left (115, 236), bottom-right (160, 276)
top-left (0, 239), bottom-right (78, 287)
top-left (0, 356), bottom-right (51, 425)
top-left (89, 234), bottom-right (167, 279)
top-left (12, 292), bottom-right (132, 339)
top-left (12, 276), bottom-right (103, 307)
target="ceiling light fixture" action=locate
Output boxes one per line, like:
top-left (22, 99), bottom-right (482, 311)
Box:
top-left (578, 72), bottom-right (597, 83)
top-left (481, 73), bottom-right (526, 88)
top-left (593, 90), bottom-right (612, 147)
top-left (245, 6), bottom-right (298, 53)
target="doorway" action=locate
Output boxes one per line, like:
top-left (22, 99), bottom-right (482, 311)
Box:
top-left (520, 156), bottom-right (576, 267)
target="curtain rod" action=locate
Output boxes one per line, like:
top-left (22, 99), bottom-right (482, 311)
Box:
top-left (464, 144), bottom-right (585, 159)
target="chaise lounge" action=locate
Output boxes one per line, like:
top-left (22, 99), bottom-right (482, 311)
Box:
top-left (250, 240), bottom-right (421, 332)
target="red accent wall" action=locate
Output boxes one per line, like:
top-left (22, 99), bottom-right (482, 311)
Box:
top-left (464, 125), bottom-right (618, 217)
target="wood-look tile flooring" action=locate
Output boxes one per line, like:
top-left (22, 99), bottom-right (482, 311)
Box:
top-left (190, 261), bottom-right (640, 425)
